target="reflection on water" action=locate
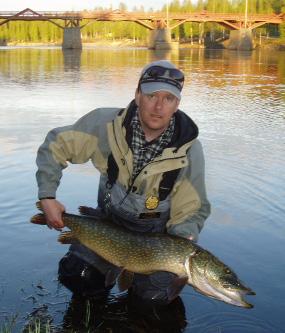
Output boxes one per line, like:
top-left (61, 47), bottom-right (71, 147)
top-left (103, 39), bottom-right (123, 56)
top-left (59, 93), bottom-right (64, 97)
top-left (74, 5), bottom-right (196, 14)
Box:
top-left (59, 294), bottom-right (186, 332)
top-left (0, 46), bottom-right (284, 332)
top-left (21, 293), bottom-right (187, 332)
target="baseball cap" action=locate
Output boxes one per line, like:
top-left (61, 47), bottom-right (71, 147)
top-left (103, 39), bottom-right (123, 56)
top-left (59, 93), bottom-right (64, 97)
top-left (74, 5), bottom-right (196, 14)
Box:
top-left (138, 60), bottom-right (184, 100)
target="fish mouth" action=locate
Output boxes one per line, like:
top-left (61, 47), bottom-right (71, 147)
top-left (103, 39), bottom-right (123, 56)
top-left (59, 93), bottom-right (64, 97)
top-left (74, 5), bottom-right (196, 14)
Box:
top-left (193, 276), bottom-right (255, 308)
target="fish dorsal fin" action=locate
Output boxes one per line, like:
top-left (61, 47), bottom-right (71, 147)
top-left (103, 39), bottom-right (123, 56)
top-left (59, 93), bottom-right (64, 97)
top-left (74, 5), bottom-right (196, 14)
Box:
top-left (58, 231), bottom-right (79, 244)
top-left (118, 270), bottom-right (134, 292)
top-left (167, 275), bottom-right (188, 302)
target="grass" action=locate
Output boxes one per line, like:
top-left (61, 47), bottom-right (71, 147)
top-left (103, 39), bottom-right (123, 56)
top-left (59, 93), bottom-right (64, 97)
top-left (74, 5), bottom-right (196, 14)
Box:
top-left (0, 315), bottom-right (53, 333)
top-left (0, 315), bottom-right (18, 333)
top-left (0, 299), bottom-right (94, 332)
top-left (25, 319), bottom-right (52, 333)
top-left (84, 299), bottom-right (91, 328)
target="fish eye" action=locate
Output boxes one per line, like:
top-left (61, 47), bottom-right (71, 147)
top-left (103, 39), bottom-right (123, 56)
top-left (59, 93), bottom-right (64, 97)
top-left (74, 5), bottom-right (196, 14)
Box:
top-left (224, 268), bottom-right (231, 274)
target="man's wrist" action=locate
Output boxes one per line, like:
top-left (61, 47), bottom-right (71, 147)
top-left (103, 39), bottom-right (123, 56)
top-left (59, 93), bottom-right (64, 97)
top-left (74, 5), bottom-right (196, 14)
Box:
top-left (40, 197), bottom-right (55, 200)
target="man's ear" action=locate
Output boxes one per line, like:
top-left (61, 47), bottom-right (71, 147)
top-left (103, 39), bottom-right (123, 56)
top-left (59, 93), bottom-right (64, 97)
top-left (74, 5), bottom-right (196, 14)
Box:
top-left (135, 88), bottom-right (140, 106)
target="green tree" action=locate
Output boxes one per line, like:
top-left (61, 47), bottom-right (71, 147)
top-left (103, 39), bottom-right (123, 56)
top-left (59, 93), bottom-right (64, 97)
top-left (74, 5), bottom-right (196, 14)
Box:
top-left (270, 0), bottom-right (285, 13)
top-left (279, 4), bottom-right (285, 39)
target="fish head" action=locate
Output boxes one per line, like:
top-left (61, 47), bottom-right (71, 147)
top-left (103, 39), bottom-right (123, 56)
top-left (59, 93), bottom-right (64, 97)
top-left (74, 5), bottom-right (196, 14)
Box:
top-left (187, 249), bottom-right (255, 308)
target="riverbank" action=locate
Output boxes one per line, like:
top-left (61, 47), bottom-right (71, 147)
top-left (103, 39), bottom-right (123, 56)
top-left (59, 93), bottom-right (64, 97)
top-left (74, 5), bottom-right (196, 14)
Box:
top-left (255, 38), bottom-right (285, 51)
top-left (2, 39), bottom-right (147, 48)
top-left (1, 38), bottom-right (285, 50)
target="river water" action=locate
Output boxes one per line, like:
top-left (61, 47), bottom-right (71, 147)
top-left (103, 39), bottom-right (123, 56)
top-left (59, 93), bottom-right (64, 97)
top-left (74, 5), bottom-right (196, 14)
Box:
top-left (0, 46), bottom-right (284, 332)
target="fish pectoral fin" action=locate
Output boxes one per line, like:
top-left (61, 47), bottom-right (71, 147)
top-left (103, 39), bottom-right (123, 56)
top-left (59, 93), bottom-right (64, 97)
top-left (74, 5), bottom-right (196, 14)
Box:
top-left (58, 231), bottom-right (80, 245)
top-left (105, 267), bottom-right (123, 288)
top-left (117, 270), bottom-right (134, 292)
top-left (167, 275), bottom-right (188, 302)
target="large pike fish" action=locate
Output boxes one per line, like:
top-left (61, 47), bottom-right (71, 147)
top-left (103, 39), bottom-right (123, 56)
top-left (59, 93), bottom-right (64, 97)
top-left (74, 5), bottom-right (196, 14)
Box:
top-left (31, 204), bottom-right (255, 308)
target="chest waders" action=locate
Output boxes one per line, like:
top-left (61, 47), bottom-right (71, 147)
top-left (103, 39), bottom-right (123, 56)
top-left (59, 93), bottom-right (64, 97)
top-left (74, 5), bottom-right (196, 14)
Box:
top-left (103, 153), bottom-right (181, 233)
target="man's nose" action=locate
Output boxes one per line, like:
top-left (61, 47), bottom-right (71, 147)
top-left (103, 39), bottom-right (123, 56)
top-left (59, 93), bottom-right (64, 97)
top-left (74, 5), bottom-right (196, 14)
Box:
top-left (154, 96), bottom-right (164, 109)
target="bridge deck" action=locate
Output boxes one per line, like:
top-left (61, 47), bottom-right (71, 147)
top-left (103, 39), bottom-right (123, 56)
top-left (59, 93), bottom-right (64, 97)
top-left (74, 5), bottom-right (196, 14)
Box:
top-left (0, 8), bottom-right (284, 30)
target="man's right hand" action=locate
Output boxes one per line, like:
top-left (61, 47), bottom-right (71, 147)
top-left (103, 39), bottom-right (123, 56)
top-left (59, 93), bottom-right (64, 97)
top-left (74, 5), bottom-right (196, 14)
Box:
top-left (40, 199), bottom-right (66, 230)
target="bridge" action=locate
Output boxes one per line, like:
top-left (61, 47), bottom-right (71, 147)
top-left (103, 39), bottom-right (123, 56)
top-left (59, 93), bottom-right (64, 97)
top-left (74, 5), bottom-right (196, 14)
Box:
top-left (0, 8), bottom-right (284, 50)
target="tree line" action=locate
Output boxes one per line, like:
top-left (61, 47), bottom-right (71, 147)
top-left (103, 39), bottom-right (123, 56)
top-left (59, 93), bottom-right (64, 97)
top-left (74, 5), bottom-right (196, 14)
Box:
top-left (0, 0), bottom-right (284, 44)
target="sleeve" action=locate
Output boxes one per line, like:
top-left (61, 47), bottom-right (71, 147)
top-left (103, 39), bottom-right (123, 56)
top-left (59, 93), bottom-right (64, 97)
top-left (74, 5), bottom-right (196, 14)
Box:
top-left (36, 111), bottom-right (100, 199)
top-left (167, 139), bottom-right (211, 242)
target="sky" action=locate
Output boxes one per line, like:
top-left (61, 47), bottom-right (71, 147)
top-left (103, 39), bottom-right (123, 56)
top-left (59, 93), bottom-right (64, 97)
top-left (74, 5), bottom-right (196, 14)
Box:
top-left (0, 0), bottom-right (170, 12)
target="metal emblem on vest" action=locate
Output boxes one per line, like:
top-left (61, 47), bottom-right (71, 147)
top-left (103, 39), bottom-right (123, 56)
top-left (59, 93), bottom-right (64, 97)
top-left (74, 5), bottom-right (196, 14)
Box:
top-left (145, 195), bottom-right (159, 210)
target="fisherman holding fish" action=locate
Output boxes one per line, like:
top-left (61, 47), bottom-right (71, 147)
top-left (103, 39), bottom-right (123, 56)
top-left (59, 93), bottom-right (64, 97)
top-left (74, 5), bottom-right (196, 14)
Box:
top-left (36, 60), bottom-right (211, 303)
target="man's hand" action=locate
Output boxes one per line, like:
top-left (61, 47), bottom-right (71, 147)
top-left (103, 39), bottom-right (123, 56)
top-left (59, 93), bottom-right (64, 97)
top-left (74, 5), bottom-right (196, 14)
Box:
top-left (40, 199), bottom-right (65, 230)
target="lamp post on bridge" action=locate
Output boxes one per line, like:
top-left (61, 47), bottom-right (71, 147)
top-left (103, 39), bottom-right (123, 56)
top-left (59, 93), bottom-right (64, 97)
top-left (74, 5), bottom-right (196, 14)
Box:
top-left (164, 0), bottom-right (173, 48)
top-left (166, 0), bottom-right (169, 29)
top-left (227, 0), bottom-right (253, 50)
top-left (150, 0), bottom-right (173, 50)
top-left (244, 0), bottom-right (248, 29)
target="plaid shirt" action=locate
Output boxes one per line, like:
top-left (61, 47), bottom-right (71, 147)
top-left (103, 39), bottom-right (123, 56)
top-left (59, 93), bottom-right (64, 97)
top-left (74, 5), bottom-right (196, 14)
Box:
top-left (131, 110), bottom-right (175, 180)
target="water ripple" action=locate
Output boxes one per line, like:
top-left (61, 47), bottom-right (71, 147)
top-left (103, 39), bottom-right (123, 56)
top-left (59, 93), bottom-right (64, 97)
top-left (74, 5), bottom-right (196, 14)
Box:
top-left (189, 311), bottom-right (283, 333)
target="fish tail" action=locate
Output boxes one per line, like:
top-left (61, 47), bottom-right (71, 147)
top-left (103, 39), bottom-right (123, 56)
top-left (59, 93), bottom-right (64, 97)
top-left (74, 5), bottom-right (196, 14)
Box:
top-left (30, 213), bottom-right (47, 225)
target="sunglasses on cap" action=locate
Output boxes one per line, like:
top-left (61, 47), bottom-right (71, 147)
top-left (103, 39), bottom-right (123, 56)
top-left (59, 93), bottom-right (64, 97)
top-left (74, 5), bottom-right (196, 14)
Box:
top-left (139, 65), bottom-right (184, 91)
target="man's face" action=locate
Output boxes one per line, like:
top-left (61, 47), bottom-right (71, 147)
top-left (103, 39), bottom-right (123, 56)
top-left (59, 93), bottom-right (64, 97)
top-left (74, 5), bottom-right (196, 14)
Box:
top-left (135, 89), bottom-right (180, 139)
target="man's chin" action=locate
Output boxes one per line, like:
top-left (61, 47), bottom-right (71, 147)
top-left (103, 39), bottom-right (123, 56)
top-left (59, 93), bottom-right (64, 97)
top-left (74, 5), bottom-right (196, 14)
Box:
top-left (146, 120), bottom-right (165, 131)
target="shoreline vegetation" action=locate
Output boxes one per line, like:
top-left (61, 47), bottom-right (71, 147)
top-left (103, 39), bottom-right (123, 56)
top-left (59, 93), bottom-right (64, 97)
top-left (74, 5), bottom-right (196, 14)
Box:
top-left (1, 38), bottom-right (285, 51)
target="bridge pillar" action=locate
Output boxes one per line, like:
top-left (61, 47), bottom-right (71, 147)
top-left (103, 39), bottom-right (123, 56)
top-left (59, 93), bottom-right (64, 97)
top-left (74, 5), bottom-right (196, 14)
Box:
top-left (62, 27), bottom-right (82, 49)
top-left (149, 28), bottom-right (173, 50)
top-left (227, 29), bottom-right (253, 51)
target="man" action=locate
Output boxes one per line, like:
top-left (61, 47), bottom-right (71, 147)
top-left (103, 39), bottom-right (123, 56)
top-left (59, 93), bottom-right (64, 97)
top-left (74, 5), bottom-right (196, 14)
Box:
top-left (36, 60), bottom-right (211, 303)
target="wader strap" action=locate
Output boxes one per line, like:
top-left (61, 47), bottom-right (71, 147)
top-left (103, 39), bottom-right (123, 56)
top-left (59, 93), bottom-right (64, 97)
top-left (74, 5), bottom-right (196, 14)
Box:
top-left (158, 168), bottom-right (181, 201)
top-left (107, 153), bottom-right (119, 187)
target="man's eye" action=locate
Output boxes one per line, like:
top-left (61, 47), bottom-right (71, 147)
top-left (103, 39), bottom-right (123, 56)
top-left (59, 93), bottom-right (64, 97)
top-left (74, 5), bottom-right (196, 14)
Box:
top-left (166, 95), bottom-right (175, 102)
